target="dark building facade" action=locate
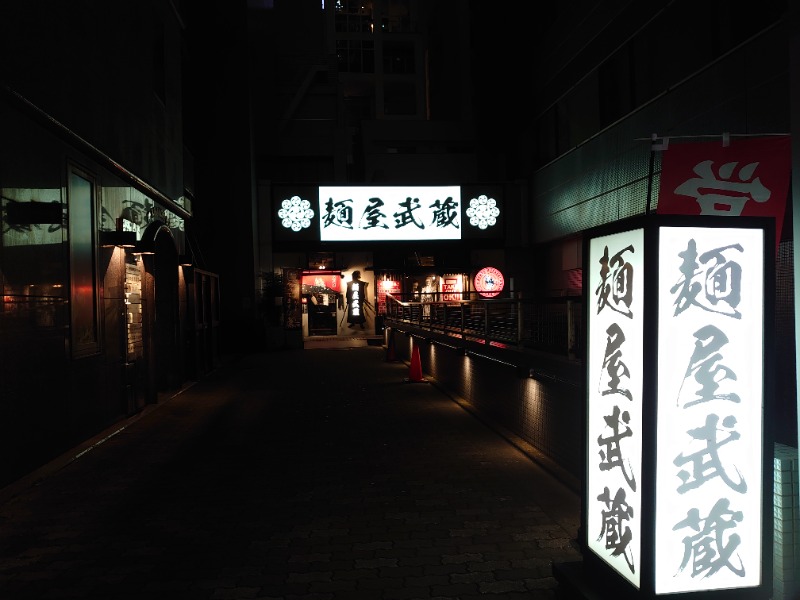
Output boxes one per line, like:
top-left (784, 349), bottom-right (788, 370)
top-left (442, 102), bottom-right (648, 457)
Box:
top-left (246, 0), bottom-right (531, 348)
top-left (0, 1), bottom-right (219, 487)
top-left (522, 0), bottom-right (795, 445)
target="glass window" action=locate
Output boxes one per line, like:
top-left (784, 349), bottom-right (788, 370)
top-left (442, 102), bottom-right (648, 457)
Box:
top-left (337, 40), bottom-right (374, 73)
top-left (385, 0), bottom-right (412, 32)
top-left (69, 168), bottom-right (100, 357)
top-left (383, 41), bottom-right (414, 74)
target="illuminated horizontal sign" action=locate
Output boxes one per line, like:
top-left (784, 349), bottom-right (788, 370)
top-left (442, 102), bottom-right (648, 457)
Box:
top-left (271, 185), bottom-right (503, 243)
top-left (301, 272), bottom-right (341, 294)
top-left (318, 185), bottom-right (462, 241)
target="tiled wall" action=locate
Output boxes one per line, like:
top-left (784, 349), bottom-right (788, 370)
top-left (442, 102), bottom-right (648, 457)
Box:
top-left (390, 330), bottom-right (583, 490)
top-left (775, 443), bottom-right (800, 600)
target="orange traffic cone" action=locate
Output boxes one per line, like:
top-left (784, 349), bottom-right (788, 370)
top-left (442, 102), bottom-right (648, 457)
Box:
top-left (406, 343), bottom-right (425, 382)
top-left (385, 332), bottom-right (397, 362)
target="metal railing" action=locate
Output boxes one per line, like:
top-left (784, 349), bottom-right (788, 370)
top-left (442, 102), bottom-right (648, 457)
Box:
top-left (382, 293), bottom-right (582, 358)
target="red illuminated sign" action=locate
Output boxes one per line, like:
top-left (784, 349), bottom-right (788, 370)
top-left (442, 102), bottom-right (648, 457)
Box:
top-left (301, 272), bottom-right (341, 293)
top-left (474, 267), bottom-right (504, 298)
top-left (441, 275), bottom-right (462, 302)
top-left (377, 279), bottom-right (401, 314)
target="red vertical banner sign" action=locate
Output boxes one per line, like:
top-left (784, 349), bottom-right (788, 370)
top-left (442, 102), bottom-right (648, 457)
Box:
top-left (377, 279), bottom-right (400, 314)
top-left (656, 135), bottom-right (791, 251)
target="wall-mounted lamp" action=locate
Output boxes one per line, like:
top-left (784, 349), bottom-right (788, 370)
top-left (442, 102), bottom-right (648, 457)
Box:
top-left (99, 230), bottom-right (137, 248)
top-left (515, 365), bottom-right (531, 378)
top-left (520, 367), bottom-right (555, 381)
top-left (178, 254), bottom-right (193, 267)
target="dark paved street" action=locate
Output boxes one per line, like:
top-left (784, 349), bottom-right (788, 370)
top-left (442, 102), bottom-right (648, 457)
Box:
top-left (0, 347), bottom-right (581, 600)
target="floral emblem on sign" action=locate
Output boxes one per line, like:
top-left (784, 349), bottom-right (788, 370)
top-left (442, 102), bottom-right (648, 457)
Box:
top-left (466, 195), bottom-right (500, 229)
top-left (278, 196), bottom-right (315, 231)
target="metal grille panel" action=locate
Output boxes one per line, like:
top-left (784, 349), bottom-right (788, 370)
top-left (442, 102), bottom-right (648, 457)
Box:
top-left (533, 144), bottom-right (657, 242)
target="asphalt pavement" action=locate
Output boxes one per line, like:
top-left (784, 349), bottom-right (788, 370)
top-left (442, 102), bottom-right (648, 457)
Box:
top-left (0, 346), bottom-right (582, 600)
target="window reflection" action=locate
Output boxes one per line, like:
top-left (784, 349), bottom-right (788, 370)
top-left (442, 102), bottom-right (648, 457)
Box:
top-left (68, 170), bottom-right (99, 356)
top-left (1, 188), bottom-right (66, 328)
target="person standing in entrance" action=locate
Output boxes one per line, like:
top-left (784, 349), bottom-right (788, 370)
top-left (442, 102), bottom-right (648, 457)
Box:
top-left (345, 270), bottom-right (369, 329)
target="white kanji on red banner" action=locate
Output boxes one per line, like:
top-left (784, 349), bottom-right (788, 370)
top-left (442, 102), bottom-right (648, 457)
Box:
top-left (656, 135), bottom-right (791, 249)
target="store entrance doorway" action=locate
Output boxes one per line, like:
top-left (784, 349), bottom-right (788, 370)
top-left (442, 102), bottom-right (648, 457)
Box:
top-left (301, 270), bottom-right (343, 336)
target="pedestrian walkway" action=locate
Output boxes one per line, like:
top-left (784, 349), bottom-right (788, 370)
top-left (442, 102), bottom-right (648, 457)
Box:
top-left (0, 347), bottom-right (582, 600)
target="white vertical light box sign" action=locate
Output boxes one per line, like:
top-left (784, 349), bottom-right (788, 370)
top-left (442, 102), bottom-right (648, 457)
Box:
top-left (655, 226), bottom-right (764, 594)
top-left (586, 228), bottom-right (644, 588)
